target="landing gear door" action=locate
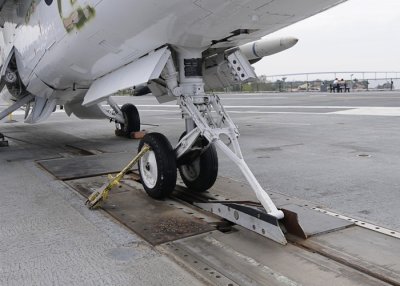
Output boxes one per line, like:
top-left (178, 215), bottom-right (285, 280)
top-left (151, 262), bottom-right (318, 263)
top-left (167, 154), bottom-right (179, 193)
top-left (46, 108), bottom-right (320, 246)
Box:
top-left (83, 47), bottom-right (171, 106)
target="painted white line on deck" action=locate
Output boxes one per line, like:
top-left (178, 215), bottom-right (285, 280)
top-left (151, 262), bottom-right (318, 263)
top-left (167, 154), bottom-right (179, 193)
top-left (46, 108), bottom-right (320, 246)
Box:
top-left (219, 97), bottom-right (289, 100)
top-left (135, 104), bottom-right (399, 109)
top-left (227, 110), bottom-right (327, 115)
top-left (330, 107), bottom-right (400, 116)
top-left (3, 110), bottom-right (65, 116)
top-left (267, 122), bottom-right (312, 126)
top-left (139, 108), bottom-right (400, 117)
top-left (5, 106), bottom-right (399, 118)
top-left (139, 110), bottom-right (180, 113)
top-left (136, 105), bottom-right (400, 117)
top-left (139, 109), bottom-right (326, 115)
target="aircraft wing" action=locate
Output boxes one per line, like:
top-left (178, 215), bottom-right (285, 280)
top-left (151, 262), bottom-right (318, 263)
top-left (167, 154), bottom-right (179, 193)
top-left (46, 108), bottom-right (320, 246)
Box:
top-left (81, 0), bottom-right (347, 105)
top-left (190, 0), bottom-right (347, 49)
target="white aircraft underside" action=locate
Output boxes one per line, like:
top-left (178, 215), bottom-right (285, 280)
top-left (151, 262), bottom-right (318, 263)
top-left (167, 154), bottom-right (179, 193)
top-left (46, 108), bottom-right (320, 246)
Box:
top-left (0, 0), bottom-right (346, 244)
top-left (2, 0), bottom-right (343, 102)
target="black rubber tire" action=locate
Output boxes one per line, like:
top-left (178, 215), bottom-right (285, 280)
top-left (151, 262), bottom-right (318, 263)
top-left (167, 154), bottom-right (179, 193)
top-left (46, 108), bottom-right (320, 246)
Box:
top-left (116, 103), bottom-right (140, 137)
top-left (138, 133), bottom-right (177, 199)
top-left (178, 133), bottom-right (218, 193)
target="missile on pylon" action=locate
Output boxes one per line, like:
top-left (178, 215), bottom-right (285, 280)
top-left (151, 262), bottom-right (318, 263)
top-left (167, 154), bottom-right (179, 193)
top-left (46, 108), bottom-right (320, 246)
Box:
top-left (203, 37), bottom-right (298, 90)
top-left (238, 37), bottom-right (299, 64)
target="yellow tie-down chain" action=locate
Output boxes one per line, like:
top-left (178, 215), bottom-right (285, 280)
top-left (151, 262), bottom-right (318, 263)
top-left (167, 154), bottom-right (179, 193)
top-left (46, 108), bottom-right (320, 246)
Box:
top-left (86, 144), bottom-right (150, 209)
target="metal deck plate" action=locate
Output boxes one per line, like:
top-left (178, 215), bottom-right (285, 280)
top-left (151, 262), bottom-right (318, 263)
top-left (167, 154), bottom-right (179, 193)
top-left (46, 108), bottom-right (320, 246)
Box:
top-left (282, 204), bottom-right (354, 237)
top-left (166, 230), bottom-right (389, 286)
top-left (42, 149), bottom-right (355, 240)
top-left (209, 176), bottom-right (318, 208)
top-left (298, 227), bottom-right (400, 285)
top-left (38, 152), bottom-right (132, 180)
top-left (209, 177), bottom-right (258, 202)
top-left (67, 178), bottom-right (214, 245)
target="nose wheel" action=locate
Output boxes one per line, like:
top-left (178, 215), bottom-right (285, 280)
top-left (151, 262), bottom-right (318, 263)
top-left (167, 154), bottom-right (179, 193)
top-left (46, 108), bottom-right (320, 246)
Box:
top-left (178, 133), bottom-right (218, 192)
top-left (138, 133), bottom-right (177, 199)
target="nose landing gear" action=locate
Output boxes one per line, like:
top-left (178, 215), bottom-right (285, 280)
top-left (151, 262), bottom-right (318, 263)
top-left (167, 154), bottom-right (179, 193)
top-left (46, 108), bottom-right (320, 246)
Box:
top-left (136, 47), bottom-right (283, 218)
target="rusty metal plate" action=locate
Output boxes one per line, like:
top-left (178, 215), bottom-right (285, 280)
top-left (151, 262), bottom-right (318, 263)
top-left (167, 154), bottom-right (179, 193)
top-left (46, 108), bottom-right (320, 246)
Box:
top-left (66, 176), bottom-right (132, 197)
top-left (67, 178), bottom-right (214, 245)
top-left (38, 152), bottom-right (132, 180)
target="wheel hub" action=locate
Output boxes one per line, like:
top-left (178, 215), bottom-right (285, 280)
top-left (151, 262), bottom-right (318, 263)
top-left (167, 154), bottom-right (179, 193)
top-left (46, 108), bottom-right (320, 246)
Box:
top-left (140, 151), bottom-right (158, 188)
top-left (180, 157), bottom-right (200, 182)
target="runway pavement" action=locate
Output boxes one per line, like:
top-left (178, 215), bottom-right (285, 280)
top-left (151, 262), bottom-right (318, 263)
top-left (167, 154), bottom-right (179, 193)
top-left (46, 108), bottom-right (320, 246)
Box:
top-left (2, 91), bottom-right (400, 230)
top-left (1, 91), bottom-right (400, 285)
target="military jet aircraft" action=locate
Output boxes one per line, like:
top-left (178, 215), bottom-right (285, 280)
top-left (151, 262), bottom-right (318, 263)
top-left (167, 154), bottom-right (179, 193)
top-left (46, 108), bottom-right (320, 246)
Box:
top-left (0, 0), bottom-right (346, 230)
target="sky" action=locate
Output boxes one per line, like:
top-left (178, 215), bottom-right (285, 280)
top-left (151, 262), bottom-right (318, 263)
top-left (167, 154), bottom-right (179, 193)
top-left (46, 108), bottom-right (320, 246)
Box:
top-left (253, 0), bottom-right (400, 77)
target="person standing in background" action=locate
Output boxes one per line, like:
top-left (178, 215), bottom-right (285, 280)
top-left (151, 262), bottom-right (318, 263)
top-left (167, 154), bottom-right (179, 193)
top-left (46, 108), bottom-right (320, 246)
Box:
top-left (333, 78), bottom-right (339, 93)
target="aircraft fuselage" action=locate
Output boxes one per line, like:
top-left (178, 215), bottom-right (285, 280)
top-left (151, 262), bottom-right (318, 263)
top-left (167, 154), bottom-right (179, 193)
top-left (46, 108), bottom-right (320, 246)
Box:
top-left (3, 0), bottom-right (345, 103)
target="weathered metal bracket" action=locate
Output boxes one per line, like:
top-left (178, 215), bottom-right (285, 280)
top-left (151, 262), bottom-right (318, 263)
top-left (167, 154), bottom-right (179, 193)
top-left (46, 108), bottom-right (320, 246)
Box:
top-left (195, 202), bottom-right (288, 245)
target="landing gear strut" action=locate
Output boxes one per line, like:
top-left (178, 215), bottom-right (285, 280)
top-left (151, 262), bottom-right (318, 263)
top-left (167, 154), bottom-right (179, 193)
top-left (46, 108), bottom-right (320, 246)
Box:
top-left (140, 47), bottom-right (283, 219)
